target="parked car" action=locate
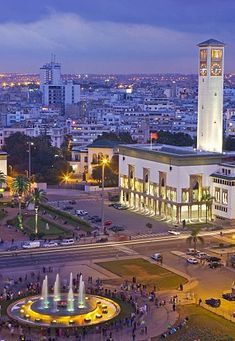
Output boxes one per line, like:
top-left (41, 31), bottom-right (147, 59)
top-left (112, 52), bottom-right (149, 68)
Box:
top-left (96, 238), bottom-right (108, 243)
top-left (60, 238), bottom-right (75, 246)
top-left (91, 216), bottom-right (101, 222)
top-left (151, 253), bottom-right (162, 261)
top-left (186, 248), bottom-right (199, 255)
top-left (7, 245), bottom-right (18, 251)
top-left (43, 241), bottom-right (58, 248)
top-left (222, 293), bottom-right (235, 301)
top-left (109, 225), bottom-right (126, 232)
top-left (197, 252), bottom-right (208, 259)
top-left (206, 256), bottom-right (221, 262)
top-left (75, 210), bottom-right (88, 216)
top-left (63, 206), bottom-right (73, 211)
top-left (104, 220), bottom-right (112, 226)
top-left (209, 261), bottom-right (223, 269)
top-left (108, 203), bottom-right (119, 207)
top-left (69, 200), bottom-right (76, 205)
top-left (116, 204), bottom-right (128, 210)
top-left (187, 257), bottom-right (198, 264)
top-left (205, 298), bottom-right (221, 308)
top-left (168, 230), bottom-right (180, 236)
top-left (22, 241), bottom-right (40, 249)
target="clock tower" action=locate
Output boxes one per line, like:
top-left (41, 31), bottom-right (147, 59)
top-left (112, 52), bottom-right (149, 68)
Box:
top-left (197, 39), bottom-right (225, 153)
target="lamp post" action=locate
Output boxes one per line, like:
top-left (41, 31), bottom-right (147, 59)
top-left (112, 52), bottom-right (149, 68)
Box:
top-left (28, 142), bottom-right (34, 179)
top-left (101, 158), bottom-right (108, 234)
top-left (35, 206), bottom-right (39, 234)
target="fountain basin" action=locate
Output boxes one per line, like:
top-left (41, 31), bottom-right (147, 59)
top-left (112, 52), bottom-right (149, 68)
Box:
top-left (7, 294), bottom-right (121, 328)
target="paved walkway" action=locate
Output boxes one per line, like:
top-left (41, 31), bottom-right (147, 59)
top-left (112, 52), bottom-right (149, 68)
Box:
top-left (0, 256), bottom-right (182, 341)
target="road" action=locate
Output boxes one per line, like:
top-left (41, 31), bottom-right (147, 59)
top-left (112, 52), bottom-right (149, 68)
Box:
top-left (0, 229), bottom-right (233, 269)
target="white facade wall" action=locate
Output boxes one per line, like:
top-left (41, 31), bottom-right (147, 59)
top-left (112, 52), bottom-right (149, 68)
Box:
top-left (197, 44), bottom-right (224, 153)
top-left (119, 155), bottom-right (218, 203)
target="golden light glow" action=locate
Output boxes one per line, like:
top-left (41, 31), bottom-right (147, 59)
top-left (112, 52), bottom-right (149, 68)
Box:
top-left (101, 158), bottom-right (109, 165)
top-left (8, 294), bottom-right (120, 328)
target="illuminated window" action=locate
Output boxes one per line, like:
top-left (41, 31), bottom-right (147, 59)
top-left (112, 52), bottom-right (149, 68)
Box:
top-left (215, 188), bottom-right (220, 203)
top-left (222, 190), bottom-right (228, 205)
top-left (211, 49), bottom-right (223, 61)
top-left (200, 49), bottom-right (207, 61)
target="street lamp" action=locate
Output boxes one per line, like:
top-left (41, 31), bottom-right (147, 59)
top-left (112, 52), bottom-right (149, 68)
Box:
top-left (27, 141), bottom-right (34, 179)
top-left (101, 157), bottom-right (109, 234)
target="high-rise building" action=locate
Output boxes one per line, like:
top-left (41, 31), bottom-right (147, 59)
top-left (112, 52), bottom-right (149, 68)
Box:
top-left (40, 60), bottom-right (61, 91)
top-left (40, 58), bottom-right (80, 109)
top-left (197, 39), bottom-right (225, 153)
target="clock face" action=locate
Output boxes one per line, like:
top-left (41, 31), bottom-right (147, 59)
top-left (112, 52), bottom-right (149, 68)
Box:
top-left (200, 62), bottom-right (207, 76)
top-left (211, 62), bottom-right (222, 76)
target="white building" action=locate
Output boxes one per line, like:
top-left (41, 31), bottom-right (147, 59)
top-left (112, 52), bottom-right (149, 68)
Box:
top-left (119, 39), bottom-right (235, 222)
top-left (40, 60), bottom-right (61, 90)
top-left (197, 39), bottom-right (225, 153)
top-left (40, 60), bottom-right (80, 107)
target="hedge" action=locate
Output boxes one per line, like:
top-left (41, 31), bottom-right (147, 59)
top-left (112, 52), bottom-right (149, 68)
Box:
top-left (40, 203), bottom-right (92, 232)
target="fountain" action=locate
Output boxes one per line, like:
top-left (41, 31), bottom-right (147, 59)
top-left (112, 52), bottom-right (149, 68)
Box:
top-left (67, 287), bottom-right (74, 312)
top-left (8, 272), bottom-right (121, 328)
top-left (53, 273), bottom-right (61, 302)
top-left (40, 275), bottom-right (49, 309)
top-left (78, 275), bottom-right (86, 308)
top-left (69, 272), bottom-right (73, 291)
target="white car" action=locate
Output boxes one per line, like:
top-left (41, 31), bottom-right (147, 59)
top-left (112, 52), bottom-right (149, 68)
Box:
top-left (22, 241), bottom-right (40, 249)
top-left (60, 238), bottom-right (75, 246)
top-left (151, 253), bottom-right (162, 261)
top-left (168, 230), bottom-right (181, 236)
top-left (197, 252), bottom-right (208, 259)
top-left (43, 241), bottom-right (58, 248)
top-left (75, 210), bottom-right (88, 216)
top-left (187, 257), bottom-right (199, 264)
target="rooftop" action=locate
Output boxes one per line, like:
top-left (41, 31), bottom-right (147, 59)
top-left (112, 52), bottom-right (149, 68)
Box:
top-left (198, 38), bottom-right (225, 47)
top-left (121, 144), bottom-right (222, 158)
top-left (87, 139), bottom-right (120, 149)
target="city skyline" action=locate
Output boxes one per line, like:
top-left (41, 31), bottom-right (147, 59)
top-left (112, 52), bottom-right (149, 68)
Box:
top-left (0, 1), bottom-right (234, 73)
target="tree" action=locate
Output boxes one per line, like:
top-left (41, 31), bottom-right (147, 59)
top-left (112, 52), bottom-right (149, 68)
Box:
top-left (28, 188), bottom-right (48, 234)
top-left (0, 171), bottom-right (6, 188)
top-left (92, 155), bottom-right (119, 186)
top-left (153, 131), bottom-right (194, 147)
top-left (201, 193), bottom-right (214, 223)
top-left (3, 133), bottom-right (71, 184)
top-left (12, 176), bottom-right (30, 229)
top-left (95, 132), bottom-right (136, 144)
top-left (186, 226), bottom-right (204, 254)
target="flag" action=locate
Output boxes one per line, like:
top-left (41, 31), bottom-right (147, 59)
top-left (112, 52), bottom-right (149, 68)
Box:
top-left (150, 132), bottom-right (158, 140)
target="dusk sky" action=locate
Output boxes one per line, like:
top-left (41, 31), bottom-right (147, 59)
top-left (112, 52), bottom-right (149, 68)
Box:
top-left (0, 0), bottom-right (234, 74)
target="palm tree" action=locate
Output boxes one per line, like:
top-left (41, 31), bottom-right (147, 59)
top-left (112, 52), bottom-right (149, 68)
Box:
top-left (28, 188), bottom-right (48, 234)
top-left (12, 176), bottom-right (30, 229)
top-left (186, 226), bottom-right (204, 254)
top-left (201, 193), bottom-right (214, 223)
top-left (0, 171), bottom-right (6, 188)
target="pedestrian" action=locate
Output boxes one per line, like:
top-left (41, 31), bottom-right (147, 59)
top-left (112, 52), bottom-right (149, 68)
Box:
top-left (198, 298), bottom-right (202, 306)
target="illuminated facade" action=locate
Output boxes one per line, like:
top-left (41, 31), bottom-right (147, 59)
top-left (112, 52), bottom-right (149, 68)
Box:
top-left (119, 39), bottom-right (235, 222)
top-left (197, 39), bottom-right (225, 153)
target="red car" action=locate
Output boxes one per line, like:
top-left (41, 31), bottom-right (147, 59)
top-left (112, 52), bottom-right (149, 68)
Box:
top-left (104, 220), bottom-right (112, 226)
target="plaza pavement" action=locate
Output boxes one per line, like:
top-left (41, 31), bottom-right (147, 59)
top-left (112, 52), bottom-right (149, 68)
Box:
top-left (0, 255), bottom-right (181, 341)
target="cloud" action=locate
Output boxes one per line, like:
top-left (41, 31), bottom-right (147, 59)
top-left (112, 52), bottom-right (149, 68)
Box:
top-left (0, 12), bottom-right (232, 73)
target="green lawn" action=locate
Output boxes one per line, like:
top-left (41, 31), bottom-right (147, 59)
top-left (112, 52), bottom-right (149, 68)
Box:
top-left (97, 258), bottom-right (187, 290)
top-left (25, 216), bottom-right (71, 237)
top-left (153, 304), bottom-right (235, 341)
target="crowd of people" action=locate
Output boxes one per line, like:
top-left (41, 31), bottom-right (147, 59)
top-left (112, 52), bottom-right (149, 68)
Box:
top-left (0, 270), bottom-right (179, 341)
